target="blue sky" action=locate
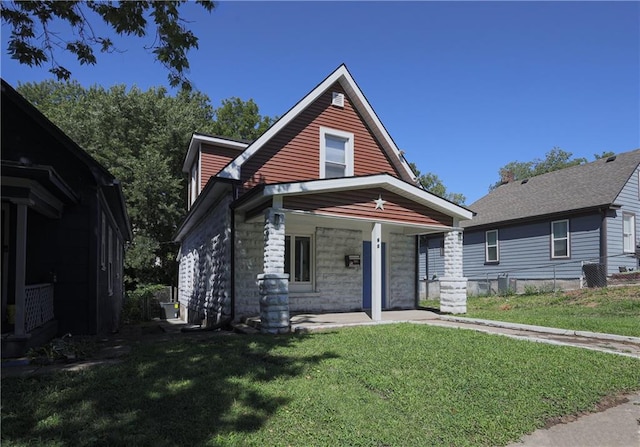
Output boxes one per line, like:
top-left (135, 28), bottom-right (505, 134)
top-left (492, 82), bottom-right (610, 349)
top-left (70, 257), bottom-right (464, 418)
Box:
top-left (2, 1), bottom-right (638, 204)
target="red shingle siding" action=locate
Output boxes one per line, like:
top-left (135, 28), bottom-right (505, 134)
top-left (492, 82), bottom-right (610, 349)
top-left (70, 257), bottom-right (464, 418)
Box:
top-left (240, 83), bottom-right (401, 193)
top-left (201, 143), bottom-right (242, 188)
top-left (283, 188), bottom-right (453, 227)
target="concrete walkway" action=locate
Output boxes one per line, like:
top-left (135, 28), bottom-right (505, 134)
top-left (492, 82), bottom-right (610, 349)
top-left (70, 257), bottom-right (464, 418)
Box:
top-left (289, 310), bottom-right (640, 359)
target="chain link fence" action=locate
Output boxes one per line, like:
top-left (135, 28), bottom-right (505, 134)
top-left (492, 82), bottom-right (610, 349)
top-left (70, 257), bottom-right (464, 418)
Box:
top-left (466, 253), bottom-right (640, 296)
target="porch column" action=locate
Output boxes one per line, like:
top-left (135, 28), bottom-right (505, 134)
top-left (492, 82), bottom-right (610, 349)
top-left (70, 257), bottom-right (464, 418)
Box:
top-left (14, 204), bottom-right (27, 336)
top-left (257, 208), bottom-right (290, 334)
top-left (371, 222), bottom-right (382, 321)
top-left (440, 228), bottom-right (467, 314)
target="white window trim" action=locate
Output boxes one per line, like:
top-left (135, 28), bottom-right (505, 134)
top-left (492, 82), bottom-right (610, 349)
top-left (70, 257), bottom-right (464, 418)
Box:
top-left (551, 219), bottom-right (570, 259)
top-left (285, 233), bottom-right (315, 292)
top-left (319, 126), bottom-right (354, 179)
top-left (485, 229), bottom-right (499, 263)
top-left (623, 212), bottom-right (636, 254)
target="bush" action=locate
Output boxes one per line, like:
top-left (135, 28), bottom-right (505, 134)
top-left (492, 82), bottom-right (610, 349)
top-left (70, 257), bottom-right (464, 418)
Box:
top-left (123, 284), bottom-right (166, 323)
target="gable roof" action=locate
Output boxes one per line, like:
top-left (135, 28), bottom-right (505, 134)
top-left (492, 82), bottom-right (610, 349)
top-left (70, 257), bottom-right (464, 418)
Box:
top-left (182, 132), bottom-right (250, 173)
top-left (217, 64), bottom-right (417, 184)
top-left (463, 148), bottom-right (640, 229)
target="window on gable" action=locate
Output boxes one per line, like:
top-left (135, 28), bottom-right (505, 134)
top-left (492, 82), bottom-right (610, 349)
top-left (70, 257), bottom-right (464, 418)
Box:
top-left (623, 213), bottom-right (636, 253)
top-left (551, 220), bottom-right (570, 258)
top-left (319, 127), bottom-right (354, 179)
top-left (284, 234), bottom-right (313, 291)
top-left (485, 230), bottom-right (499, 263)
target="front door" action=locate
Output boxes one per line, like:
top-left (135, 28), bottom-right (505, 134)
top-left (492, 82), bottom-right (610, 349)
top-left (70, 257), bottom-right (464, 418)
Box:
top-left (362, 241), bottom-right (386, 309)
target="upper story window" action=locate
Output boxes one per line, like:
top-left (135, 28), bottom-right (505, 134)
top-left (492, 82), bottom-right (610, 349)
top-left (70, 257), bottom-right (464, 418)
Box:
top-left (319, 127), bottom-right (354, 179)
top-left (189, 162), bottom-right (198, 208)
top-left (551, 219), bottom-right (570, 258)
top-left (623, 213), bottom-right (636, 253)
top-left (485, 230), bottom-right (499, 263)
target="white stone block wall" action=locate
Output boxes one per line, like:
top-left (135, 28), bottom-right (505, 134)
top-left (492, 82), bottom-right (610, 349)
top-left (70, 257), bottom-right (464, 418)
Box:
top-left (389, 233), bottom-right (416, 309)
top-left (177, 194), bottom-right (232, 324)
top-left (290, 227), bottom-right (363, 313)
top-left (234, 218), bottom-right (264, 319)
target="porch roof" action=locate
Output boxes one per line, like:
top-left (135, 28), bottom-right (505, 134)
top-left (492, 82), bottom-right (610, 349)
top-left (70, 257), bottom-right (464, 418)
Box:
top-left (1, 162), bottom-right (78, 219)
top-left (233, 173), bottom-right (474, 226)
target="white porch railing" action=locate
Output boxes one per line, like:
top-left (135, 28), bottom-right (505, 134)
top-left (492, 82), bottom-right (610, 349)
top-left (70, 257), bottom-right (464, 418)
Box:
top-left (24, 283), bottom-right (55, 333)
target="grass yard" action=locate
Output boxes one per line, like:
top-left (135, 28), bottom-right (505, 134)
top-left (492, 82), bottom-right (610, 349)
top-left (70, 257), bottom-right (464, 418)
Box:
top-left (2, 324), bottom-right (639, 447)
top-left (423, 285), bottom-right (640, 337)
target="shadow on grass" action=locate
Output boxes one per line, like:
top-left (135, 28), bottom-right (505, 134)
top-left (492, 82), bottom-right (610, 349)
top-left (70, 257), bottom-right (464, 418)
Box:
top-left (1, 332), bottom-right (338, 446)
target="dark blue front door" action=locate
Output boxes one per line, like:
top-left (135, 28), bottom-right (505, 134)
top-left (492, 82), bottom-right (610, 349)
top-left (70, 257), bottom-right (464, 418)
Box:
top-left (362, 241), bottom-right (386, 309)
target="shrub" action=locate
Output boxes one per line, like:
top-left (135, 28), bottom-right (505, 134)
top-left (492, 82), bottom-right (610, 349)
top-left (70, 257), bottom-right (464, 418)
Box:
top-left (123, 284), bottom-right (166, 323)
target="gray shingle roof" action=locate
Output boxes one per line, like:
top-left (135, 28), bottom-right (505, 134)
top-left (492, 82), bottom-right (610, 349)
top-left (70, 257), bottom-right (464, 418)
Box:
top-left (462, 148), bottom-right (640, 229)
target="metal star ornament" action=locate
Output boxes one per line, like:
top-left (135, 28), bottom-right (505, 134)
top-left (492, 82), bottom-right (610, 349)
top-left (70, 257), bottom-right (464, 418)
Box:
top-left (374, 195), bottom-right (387, 210)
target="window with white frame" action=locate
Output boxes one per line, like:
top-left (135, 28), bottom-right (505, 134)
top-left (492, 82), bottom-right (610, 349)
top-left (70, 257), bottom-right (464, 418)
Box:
top-left (284, 235), bottom-right (313, 290)
top-left (319, 127), bottom-right (354, 179)
top-left (551, 219), bottom-right (570, 258)
top-left (485, 230), bottom-right (499, 263)
top-left (189, 162), bottom-right (198, 207)
top-left (623, 213), bottom-right (636, 253)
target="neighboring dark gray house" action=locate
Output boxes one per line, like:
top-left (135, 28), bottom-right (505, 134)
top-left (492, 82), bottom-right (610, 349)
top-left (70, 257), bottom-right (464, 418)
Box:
top-left (421, 148), bottom-right (640, 296)
top-left (1, 80), bottom-right (132, 357)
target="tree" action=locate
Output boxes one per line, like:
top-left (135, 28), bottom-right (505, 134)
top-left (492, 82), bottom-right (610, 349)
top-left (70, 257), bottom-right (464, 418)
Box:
top-left (409, 163), bottom-right (466, 205)
top-left (2, 1), bottom-right (214, 90)
top-left (210, 97), bottom-right (276, 141)
top-left (17, 80), bottom-right (277, 287)
top-left (491, 147), bottom-right (588, 189)
top-left (594, 151), bottom-right (615, 160)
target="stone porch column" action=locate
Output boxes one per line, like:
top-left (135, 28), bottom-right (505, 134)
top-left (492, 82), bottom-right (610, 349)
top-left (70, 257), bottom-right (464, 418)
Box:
top-left (257, 208), bottom-right (290, 334)
top-left (440, 228), bottom-right (467, 314)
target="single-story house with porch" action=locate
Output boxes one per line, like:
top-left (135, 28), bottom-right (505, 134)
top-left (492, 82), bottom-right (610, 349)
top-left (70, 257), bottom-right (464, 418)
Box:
top-left (174, 64), bottom-right (473, 333)
top-left (421, 148), bottom-right (640, 296)
top-left (1, 79), bottom-right (132, 357)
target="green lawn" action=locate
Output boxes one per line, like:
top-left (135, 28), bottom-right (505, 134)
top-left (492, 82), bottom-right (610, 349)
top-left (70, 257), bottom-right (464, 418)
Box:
top-left (422, 285), bottom-right (640, 337)
top-left (2, 324), bottom-right (639, 447)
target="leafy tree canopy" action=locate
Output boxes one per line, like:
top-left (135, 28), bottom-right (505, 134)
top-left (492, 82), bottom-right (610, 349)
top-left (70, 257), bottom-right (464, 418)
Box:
top-left (2, 1), bottom-right (214, 90)
top-left (409, 162), bottom-right (466, 205)
top-left (490, 147), bottom-right (604, 190)
top-left (210, 97), bottom-right (276, 141)
top-left (17, 80), bottom-right (275, 288)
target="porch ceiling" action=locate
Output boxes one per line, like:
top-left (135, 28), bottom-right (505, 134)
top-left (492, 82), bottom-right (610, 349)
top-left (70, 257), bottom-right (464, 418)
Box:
top-left (234, 174), bottom-right (472, 235)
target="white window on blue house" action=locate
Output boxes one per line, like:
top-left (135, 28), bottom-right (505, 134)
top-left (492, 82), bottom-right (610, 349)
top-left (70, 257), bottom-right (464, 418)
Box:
top-left (485, 230), bottom-right (499, 263)
top-left (551, 220), bottom-right (570, 258)
top-left (623, 213), bottom-right (636, 253)
top-left (284, 234), bottom-right (314, 291)
top-left (319, 127), bottom-right (354, 179)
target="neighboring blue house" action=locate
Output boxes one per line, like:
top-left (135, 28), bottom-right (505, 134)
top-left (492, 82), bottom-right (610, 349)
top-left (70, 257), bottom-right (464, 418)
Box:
top-left (421, 148), bottom-right (640, 296)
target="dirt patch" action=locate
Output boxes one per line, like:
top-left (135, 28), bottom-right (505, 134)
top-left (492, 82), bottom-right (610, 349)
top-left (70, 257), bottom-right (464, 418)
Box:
top-left (499, 304), bottom-right (512, 311)
top-left (543, 394), bottom-right (629, 429)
